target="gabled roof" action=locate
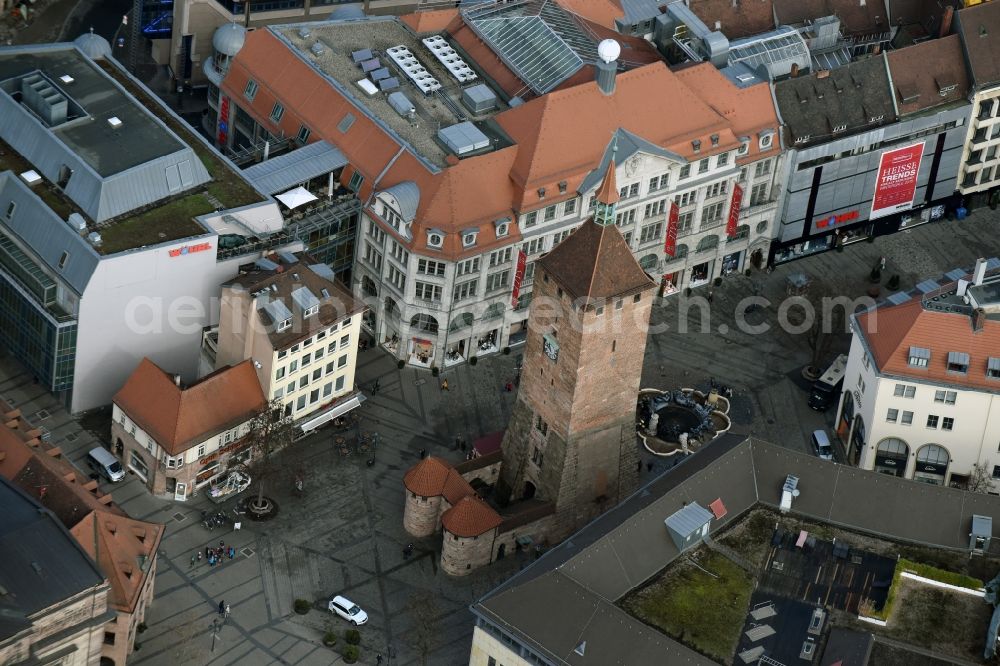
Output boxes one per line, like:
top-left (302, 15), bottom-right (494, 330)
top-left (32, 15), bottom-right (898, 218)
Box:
top-left (578, 129), bottom-right (686, 195)
top-left (0, 477), bottom-right (106, 627)
top-left (954, 1), bottom-right (1000, 88)
top-left (442, 495), bottom-right (504, 537)
top-left (854, 295), bottom-right (1000, 392)
top-left (538, 217), bottom-right (655, 301)
top-left (886, 35), bottom-right (970, 116)
top-left (113, 358), bottom-right (266, 455)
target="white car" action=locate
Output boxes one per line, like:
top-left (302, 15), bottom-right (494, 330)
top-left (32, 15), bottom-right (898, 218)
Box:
top-left (328, 595), bottom-right (368, 625)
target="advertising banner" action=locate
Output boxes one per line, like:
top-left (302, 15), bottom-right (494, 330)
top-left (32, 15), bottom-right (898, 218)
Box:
top-left (664, 202), bottom-right (679, 256)
top-left (511, 250), bottom-right (527, 309)
top-left (726, 184), bottom-right (743, 237)
top-left (870, 142), bottom-right (924, 220)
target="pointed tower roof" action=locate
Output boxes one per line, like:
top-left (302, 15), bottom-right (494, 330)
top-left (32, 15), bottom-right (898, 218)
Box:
top-left (441, 495), bottom-right (503, 538)
top-left (594, 159), bottom-right (620, 206)
top-left (539, 219), bottom-right (655, 301)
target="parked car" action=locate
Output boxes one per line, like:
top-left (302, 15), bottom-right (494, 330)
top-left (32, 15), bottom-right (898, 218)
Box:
top-left (328, 595), bottom-right (368, 625)
top-left (811, 430), bottom-right (834, 461)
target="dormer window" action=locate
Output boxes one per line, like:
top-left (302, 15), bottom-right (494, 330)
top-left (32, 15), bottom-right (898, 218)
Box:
top-left (947, 351), bottom-right (969, 374)
top-left (759, 132), bottom-right (774, 149)
top-left (988, 357), bottom-right (1000, 379)
top-left (908, 346), bottom-right (930, 368)
top-left (692, 139), bottom-right (702, 152)
top-left (558, 181), bottom-right (567, 194)
top-left (737, 137), bottom-right (750, 155)
top-left (427, 231), bottom-right (443, 248)
top-left (833, 124), bottom-right (847, 133)
top-left (494, 218), bottom-right (510, 238)
top-left (537, 187), bottom-right (546, 199)
top-left (277, 318), bottom-right (291, 332)
top-left (462, 231), bottom-right (478, 247)
top-left (710, 134), bottom-right (719, 147)
top-left (795, 135), bottom-right (811, 145)
top-left (304, 305), bottom-right (319, 318)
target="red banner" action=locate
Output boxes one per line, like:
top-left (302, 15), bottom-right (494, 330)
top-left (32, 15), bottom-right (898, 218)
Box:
top-left (511, 250), bottom-right (527, 308)
top-left (726, 183), bottom-right (743, 238)
top-left (870, 142), bottom-right (924, 220)
top-left (664, 202), bottom-right (679, 256)
top-left (217, 96), bottom-right (230, 147)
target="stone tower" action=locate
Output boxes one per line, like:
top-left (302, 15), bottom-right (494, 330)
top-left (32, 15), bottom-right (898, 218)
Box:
top-left (497, 160), bottom-right (656, 540)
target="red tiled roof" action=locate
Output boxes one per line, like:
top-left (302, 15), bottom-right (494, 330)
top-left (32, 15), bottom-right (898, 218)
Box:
top-left (539, 217), bottom-right (656, 301)
top-left (441, 495), bottom-right (503, 537)
top-left (113, 359), bottom-right (266, 456)
top-left (855, 298), bottom-right (1000, 392)
top-left (403, 456), bottom-right (477, 505)
top-left (688, 0), bottom-right (776, 39)
top-left (886, 35), bottom-right (970, 115)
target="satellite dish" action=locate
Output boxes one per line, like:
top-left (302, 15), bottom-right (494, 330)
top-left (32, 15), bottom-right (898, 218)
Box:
top-left (597, 39), bottom-right (621, 64)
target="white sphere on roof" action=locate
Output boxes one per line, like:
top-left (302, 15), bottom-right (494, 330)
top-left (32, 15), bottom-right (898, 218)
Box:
top-left (213, 23), bottom-right (247, 57)
top-left (598, 39), bottom-right (621, 64)
top-left (73, 30), bottom-right (112, 60)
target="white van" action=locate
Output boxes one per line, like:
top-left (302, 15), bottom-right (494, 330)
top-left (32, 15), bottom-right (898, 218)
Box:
top-left (811, 430), bottom-right (834, 461)
top-left (87, 447), bottom-right (125, 482)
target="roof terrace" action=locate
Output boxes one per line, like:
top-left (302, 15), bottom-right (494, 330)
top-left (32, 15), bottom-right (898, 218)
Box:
top-left (275, 19), bottom-right (513, 169)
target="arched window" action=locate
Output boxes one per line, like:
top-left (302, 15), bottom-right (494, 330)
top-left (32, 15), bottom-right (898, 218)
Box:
top-left (729, 224), bottom-right (750, 241)
top-left (697, 235), bottom-right (719, 252)
top-left (917, 444), bottom-right (949, 466)
top-left (384, 297), bottom-right (400, 321)
top-left (674, 244), bottom-right (689, 258)
top-left (876, 438), bottom-right (908, 459)
top-left (410, 314), bottom-right (439, 334)
top-left (639, 254), bottom-right (658, 270)
top-left (483, 302), bottom-right (505, 320)
top-left (450, 313), bottom-right (474, 332)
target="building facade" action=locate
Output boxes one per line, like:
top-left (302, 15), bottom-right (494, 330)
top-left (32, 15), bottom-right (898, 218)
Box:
top-left (954, 2), bottom-right (1000, 207)
top-left (218, 10), bottom-right (781, 368)
top-left (112, 358), bottom-right (266, 499)
top-left (771, 41), bottom-right (971, 265)
top-left (838, 258), bottom-right (1000, 488)
top-left (216, 252), bottom-right (366, 428)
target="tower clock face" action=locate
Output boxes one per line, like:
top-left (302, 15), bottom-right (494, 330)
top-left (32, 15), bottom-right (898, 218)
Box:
top-left (543, 335), bottom-right (559, 361)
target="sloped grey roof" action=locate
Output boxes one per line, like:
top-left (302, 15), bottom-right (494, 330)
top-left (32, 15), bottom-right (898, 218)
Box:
top-left (380, 181), bottom-right (420, 222)
top-left (242, 141), bottom-right (347, 195)
top-left (0, 477), bottom-right (105, 629)
top-left (0, 45), bottom-right (210, 222)
top-left (0, 172), bottom-right (100, 295)
top-left (578, 128), bottom-right (685, 194)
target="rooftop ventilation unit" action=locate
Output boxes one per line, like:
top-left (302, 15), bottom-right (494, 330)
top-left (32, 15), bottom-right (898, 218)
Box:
top-left (59, 74), bottom-right (74, 84)
top-left (462, 83), bottom-right (497, 114)
top-left (351, 48), bottom-right (373, 64)
top-left (388, 91), bottom-right (416, 119)
top-left (386, 45), bottom-right (441, 94)
top-left (87, 231), bottom-right (102, 246)
top-left (19, 170), bottom-right (41, 186)
top-left (310, 42), bottom-right (325, 57)
top-left (67, 212), bottom-right (87, 232)
top-left (438, 121), bottom-right (490, 155)
top-left (107, 116), bottom-right (123, 129)
top-left (780, 474), bottom-right (799, 513)
top-left (298, 27), bottom-right (311, 39)
top-left (422, 35), bottom-right (478, 83)
top-left (20, 72), bottom-right (68, 126)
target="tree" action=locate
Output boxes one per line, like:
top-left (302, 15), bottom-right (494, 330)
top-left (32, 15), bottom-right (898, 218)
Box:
top-left (244, 397), bottom-right (297, 512)
top-left (967, 463), bottom-right (993, 493)
top-left (404, 592), bottom-right (444, 666)
top-left (783, 281), bottom-right (858, 378)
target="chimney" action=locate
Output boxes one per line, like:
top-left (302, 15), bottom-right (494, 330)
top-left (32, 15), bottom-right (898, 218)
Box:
top-left (939, 5), bottom-right (954, 38)
top-left (174, 374), bottom-right (181, 387)
top-left (974, 257), bottom-right (987, 286)
top-left (973, 308), bottom-right (986, 333)
top-left (595, 39), bottom-right (620, 96)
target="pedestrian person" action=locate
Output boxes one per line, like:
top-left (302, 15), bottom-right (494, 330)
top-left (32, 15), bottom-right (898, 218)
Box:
top-left (376, 654), bottom-right (383, 665)
top-left (441, 378), bottom-right (449, 391)
top-left (225, 604), bottom-right (231, 619)
top-left (190, 553), bottom-right (197, 567)
top-left (707, 290), bottom-right (714, 304)
top-left (373, 378), bottom-right (380, 394)
top-left (229, 546), bottom-right (235, 559)
top-left (218, 600), bottom-right (225, 616)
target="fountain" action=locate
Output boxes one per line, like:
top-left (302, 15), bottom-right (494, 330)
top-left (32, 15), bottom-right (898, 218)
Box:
top-left (636, 387), bottom-right (732, 457)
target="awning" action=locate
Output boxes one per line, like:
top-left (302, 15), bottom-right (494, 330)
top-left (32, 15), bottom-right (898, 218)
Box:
top-left (275, 186), bottom-right (318, 210)
top-left (298, 394), bottom-right (365, 433)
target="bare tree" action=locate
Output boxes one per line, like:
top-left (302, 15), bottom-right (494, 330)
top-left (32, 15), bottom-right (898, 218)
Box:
top-left (243, 398), bottom-right (297, 512)
top-left (967, 463), bottom-right (993, 493)
top-left (785, 281), bottom-right (854, 377)
top-left (404, 592), bottom-right (444, 666)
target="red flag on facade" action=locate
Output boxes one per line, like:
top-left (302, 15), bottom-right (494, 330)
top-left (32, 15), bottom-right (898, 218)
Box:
top-left (664, 202), bottom-right (679, 257)
top-left (511, 250), bottom-right (527, 308)
top-left (726, 183), bottom-right (744, 238)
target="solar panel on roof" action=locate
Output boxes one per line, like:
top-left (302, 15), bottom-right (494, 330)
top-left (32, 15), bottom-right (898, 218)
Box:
top-left (887, 292), bottom-right (912, 305)
top-left (361, 58), bottom-right (381, 72)
top-left (988, 257), bottom-right (1000, 270)
top-left (945, 268), bottom-right (966, 281)
top-left (379, 77), bottom-right (400, 91)
top-left (370, 67), bottom-right (391, 81)
top-left (916, 279), bottom-right (940, 293)
top-left (351, 49), bottom-right (373, 63)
